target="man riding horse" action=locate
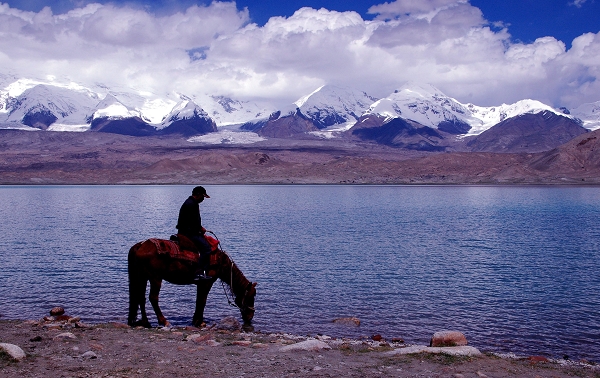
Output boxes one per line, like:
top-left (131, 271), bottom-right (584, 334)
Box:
top-left (127, 185), bottom-right (257, 327)
top-left (176, 185), bottom-right (213, 281)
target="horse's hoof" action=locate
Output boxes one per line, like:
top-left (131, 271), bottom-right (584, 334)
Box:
top-left (131, 320), bottom-right (152, 328)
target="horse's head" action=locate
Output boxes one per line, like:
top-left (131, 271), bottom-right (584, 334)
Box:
top-left (236, 282), bottom-right (257, 324)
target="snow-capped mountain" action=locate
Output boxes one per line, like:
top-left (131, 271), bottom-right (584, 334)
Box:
top-left (366, 83), bottom-right (575, 136)
top-left (466, 111), bottom-right (588, 153)
top-left (0, 78), bottom-right (274, 134)
top-left (92, 94), bottom-right (141, 121)
top-left (295, 85), bottom-right (378, 129)
top-left (202, 95), bottom-right (276, 126)
top-left (241, 85), bottom-right (378, 138)
top-left (570, 101), bottom-right (600, 130)
top-left (1, 84), bottom-right (99, 131)
top-left (367, 83), bottom-right (472, 134)
top-left (1, 76), bottom-right (599, 152)
top-left (159, 100), bottom-right (217, 136)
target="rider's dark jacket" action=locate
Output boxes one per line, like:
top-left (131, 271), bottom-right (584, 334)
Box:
top-left (176, 196), bottom-right (203, 236)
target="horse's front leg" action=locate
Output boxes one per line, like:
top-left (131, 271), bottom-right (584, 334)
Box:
top-left (149, 278), bottom-right (170, 327)
top-left (192, 280), bottom-right (214, 327)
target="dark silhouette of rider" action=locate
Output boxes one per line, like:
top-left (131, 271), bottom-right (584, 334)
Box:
top-left (177, 186), bottom-right (212, 281)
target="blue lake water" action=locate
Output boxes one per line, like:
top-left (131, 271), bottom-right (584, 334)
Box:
top-left (0, 185), bottom-right (599, 362)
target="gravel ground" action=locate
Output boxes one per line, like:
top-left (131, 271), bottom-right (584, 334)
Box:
top-left (1, 319), bottom-right (598, 378)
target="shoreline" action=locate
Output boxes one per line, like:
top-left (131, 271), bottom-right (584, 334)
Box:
top-left (1, 318), bottom-right (598, 378)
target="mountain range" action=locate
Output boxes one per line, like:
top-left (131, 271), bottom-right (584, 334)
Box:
top-left (1, 78), bottom-right (600, 153)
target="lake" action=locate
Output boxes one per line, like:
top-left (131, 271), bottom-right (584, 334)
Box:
top-left (0, 185), bottom-right (598, 362)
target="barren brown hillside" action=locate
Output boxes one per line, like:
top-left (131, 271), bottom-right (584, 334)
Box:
top-left (1, 129), bottom-right (599, 185)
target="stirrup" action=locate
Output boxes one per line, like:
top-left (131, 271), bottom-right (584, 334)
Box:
top-left (192, 273), bottom-right (212, 282)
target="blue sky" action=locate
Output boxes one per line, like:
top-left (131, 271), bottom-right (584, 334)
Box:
top-left (1, 0), bottom-right (599, 108)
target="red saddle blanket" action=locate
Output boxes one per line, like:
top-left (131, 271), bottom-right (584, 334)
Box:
top-left (149, 238), bottom-right (198, 263)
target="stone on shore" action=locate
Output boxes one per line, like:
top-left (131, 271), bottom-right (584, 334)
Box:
top-left (332, 317), bottom-right (360, 327)
top-left (54, 332), bottom-right (77, 340)
top-left (386, 345), bottom-right (482, 357)
top-left (216, 316), bottom-right (241, 332)
top-left (187, 334), bottom-right (212, 343)
top-left (0, 343), bottom-right (26, 361)
top-left (280, 339), bottom-right (332, 352)
top-left (80, 351), bottom-right (98, 359)
top-left (50, 307), bottom-right (65, 316)
top-left (430, 330), bottom-right (468, 347)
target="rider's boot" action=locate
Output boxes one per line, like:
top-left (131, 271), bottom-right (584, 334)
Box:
top-left (192, 255), bottom-right (212, 282)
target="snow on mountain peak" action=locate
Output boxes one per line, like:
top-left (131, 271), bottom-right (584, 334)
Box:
top-left (366, 82), bottom-right (470, 130)
top-left (293, 84), bottom-right (377, 128)
top-left (570, 100), bottom-right (600, 130)
top-left (3, 84), bottom-right (99, 127)
top-left (94, 94), bottom-right (140, 119)
top-left (367, 82), bottom-right (576, 135)
top-left (164, 100), bottom-right (209, 125)
top-left (294, 85), bottom-right (326, 108)
top-left (465, 99), bottom-right (570, 134)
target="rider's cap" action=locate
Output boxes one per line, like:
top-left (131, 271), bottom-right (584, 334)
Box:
top-left (192, 186), bottom-right (210, 198)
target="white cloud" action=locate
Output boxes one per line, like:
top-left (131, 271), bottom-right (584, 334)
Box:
top-left (368, 0), bottom-right (468, 19)
top-left (0, 0), bottom-right (599, 109)
top-left (570, 0), bottom-right (587, 8)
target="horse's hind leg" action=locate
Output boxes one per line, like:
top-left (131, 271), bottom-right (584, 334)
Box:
top-left (138, 279), bottom-right (151, 328)
top-left (149, 279), bottom-right (170, 327)
top-left (129, 278), bottom-right (151, 328)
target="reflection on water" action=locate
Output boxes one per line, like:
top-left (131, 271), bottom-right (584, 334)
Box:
top-left (0, 185), bottom-right (599, 362)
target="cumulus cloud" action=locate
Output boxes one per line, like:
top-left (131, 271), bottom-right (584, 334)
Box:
top-left (0, 0), bottom-right (599, 109)
top-left (367, 0), bottom-right (468, 20)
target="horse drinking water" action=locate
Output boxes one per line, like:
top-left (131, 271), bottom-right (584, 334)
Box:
top-left (127, 236), bottom-right (257, 328)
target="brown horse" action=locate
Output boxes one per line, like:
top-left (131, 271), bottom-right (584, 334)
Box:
top-left (127, 239), bottom-right (257, 328)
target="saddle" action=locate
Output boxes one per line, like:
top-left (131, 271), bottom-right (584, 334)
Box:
top-left (150, 234), bottom-right (221, 264)
top-left (169, 234), bottom-right (220, 253)
top-left (169, 234), bottom-right (198, 252)
top-left (149, 238), bottom-right (198, 263)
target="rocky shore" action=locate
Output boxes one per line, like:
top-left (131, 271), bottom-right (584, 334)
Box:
top-left (1, 309), bottom-right (598, 378)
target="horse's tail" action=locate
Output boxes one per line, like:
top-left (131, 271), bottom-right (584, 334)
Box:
top-left (127, 241), bottom-right (143, 326)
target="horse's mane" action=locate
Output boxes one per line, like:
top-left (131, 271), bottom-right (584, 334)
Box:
top-left (217, 251), bottom-right (251, 298)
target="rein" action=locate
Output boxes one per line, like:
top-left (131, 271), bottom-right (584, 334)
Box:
top-left (207, 232), bottom-right (252, 311)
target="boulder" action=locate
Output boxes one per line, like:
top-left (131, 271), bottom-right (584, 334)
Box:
top-left (430, 331), bottom-right (468, 347)
top-left (332, 317), bottom-right (360, 327)
top-left (0, 343), bottom-right (26, 361)
top-left (50, 307), bottom-right (65, 316)
top-left (280, 339), bottom-right (332, 352)
top-left (216, 316), bottom-right (241, 332)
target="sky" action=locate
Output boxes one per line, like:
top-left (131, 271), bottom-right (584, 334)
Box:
top-left (0, 0), bottom-right (599, 109)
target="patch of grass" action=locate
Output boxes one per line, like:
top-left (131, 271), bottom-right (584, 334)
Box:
top-left (380, 356), bottom-right (412, 365)
top-left (374, 345), bottom-right (394, 352)
top-left (357, 346), bottom-right (376, 353)
top-left (420, 352), bottom-right (474, 365)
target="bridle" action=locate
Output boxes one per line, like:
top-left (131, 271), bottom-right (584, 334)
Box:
top-left (208, 231), bottom-right (255, 314)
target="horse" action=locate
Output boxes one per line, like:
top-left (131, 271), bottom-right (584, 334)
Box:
top-left (127, 238), bottom-right (257, 328)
